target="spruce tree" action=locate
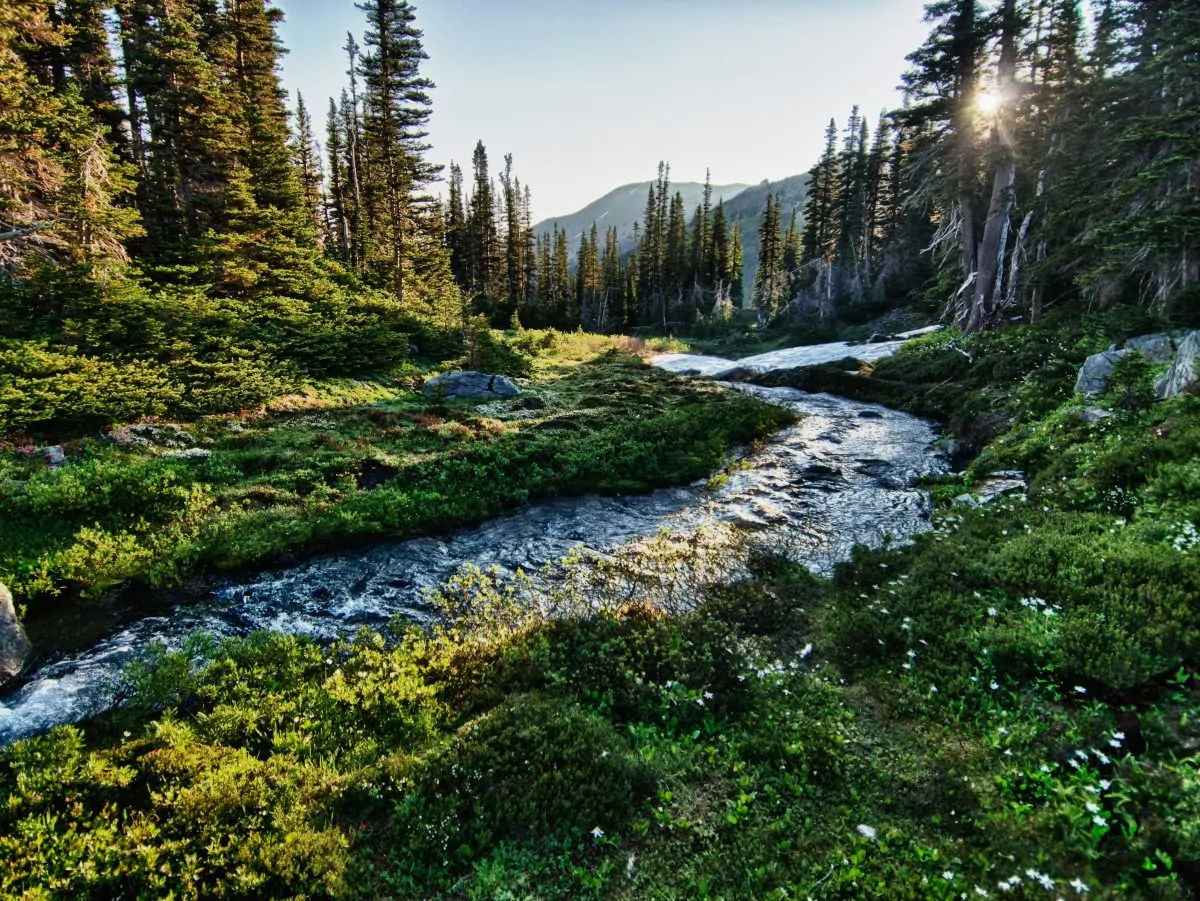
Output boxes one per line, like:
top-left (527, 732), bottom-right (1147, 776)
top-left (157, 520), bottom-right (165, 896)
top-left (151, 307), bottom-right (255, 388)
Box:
top-left (753, 191), bottom-right (786, 323)
top-left (465, 140), bottom-right (499, 301)
top-left (293, 93), bottom-right (327, 246)
top-left (357, 0), bottom-right (438, 301)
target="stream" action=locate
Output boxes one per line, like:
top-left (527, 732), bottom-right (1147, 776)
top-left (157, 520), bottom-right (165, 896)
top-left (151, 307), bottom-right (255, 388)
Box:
top-left (0, 336), bottom-right (947, 746)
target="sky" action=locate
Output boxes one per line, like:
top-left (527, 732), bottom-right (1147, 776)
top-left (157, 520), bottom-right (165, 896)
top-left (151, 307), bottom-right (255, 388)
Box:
top-left (274, 0), bottom-right (932, 223)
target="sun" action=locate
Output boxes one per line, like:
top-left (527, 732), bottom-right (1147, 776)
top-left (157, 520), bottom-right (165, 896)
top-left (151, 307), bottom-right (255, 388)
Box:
top-left (975, 91), bottom-right (1003, 116)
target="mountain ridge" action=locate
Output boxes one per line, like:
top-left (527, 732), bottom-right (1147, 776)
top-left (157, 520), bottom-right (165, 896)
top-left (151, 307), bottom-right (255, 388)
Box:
top-left (535, 174), bottom-right (809, 291)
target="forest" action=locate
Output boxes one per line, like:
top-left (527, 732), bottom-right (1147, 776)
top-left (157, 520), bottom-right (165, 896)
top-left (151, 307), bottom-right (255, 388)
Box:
top-left (0, 0), bottom-right (1198, 897)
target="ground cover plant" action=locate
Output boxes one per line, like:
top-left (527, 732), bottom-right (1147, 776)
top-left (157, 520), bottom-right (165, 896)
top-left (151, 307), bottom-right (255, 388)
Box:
top-left (2, 314), bottom-right (1197, 898)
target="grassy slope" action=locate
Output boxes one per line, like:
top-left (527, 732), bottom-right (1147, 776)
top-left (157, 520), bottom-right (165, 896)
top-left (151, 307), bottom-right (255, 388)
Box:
top-left (0, 331), bottom-right (792, 608)
top-left (1, 314), bottom-right (1198, 898)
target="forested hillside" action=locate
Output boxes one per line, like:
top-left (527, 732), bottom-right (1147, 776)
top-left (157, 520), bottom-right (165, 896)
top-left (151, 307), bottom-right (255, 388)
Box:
top-left (533, 178), bottom-right (751, 258)
top-left (1, 0), bottom-right (1198, 898)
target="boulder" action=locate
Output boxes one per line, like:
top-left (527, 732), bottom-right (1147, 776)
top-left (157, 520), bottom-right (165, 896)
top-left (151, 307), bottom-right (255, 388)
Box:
top-left (423, 371), bottom-right (522, 400)
top-left (1075, 406), bottom-right (1113, 423)
top-left (109, 423), bottom-right (196, 449)
top-left (0, 584), bottom-right (31, 685)
top-left (711, 366), bottom-right (759, 382)
top-left (1156, 330), bottom-right (1200, 399)
top-left (39, 445), bottom-right (66, 467)
top-left (1077, 331), bottom-right (1196, 397)
top-left (1122, 332), bottom-right (1178, 363)
top-left (1075, 349), bottom-right (1130, 395)
top-left (162, 447), bottom-right (212, 461)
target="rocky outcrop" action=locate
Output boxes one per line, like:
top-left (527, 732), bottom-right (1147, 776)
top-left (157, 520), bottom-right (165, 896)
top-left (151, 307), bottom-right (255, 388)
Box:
top-left (1123, 333), bottom-right (1178, 363)
top-left (953, 470), bottom-right (1026, 507)
top-left (108, 423), bottom-right (198, 449)
top-left (1156, 331), bottom-right (1200, 399)
top-left (0, 584), bottom-right (31, 686)
top-left (422, 371), bottom-right (522, 400)
top-left (1077, 332), bottom-right (1189, 396)
top-left (1075, 349), bottom-right (1131, 396)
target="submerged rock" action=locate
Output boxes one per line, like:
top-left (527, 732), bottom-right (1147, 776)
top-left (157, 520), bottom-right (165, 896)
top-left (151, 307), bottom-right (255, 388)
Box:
top-left (1156, 330), bottom-right (1200, 399)
top-left (711, 365), bottom-right (760, 382)
top-left (0, 584), bottom-right (31, 686)
top-left (422, 371), bottom-right (522, 400)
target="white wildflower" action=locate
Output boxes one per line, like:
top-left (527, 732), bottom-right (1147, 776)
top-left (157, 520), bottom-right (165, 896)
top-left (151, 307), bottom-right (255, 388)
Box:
top-left (856, 824), bottom-right (877, 841)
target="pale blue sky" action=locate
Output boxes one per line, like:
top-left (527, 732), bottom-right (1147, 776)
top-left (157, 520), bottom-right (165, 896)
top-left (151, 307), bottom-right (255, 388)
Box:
top-left (274, 0), bottom-right (931, 221)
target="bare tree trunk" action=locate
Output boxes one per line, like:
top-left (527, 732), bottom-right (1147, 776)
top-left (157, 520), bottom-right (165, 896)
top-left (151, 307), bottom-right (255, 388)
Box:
top-left (966, 0), bottom-right (1019, 333)
top-left (1006, 209), bottom-right (1034, 310)
top-left (969, 161), bottom-right (1016, 331)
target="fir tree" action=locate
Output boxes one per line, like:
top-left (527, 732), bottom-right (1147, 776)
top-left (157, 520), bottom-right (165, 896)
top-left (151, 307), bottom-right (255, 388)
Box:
top-left (357, 0), bottom-right (438, 301)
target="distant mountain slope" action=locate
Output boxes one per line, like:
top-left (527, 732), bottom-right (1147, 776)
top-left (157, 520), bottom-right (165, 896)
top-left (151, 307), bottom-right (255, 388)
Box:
top-left (723, 174), bottom-right (809, 289)
top-left (535, 174), bottom-right (808, 293)
top-left (534, 180), bottom-right (751, 253)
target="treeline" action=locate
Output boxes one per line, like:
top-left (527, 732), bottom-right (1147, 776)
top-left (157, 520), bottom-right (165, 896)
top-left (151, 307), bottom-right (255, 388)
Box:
top-left (441, 154), bottom-right (747, 332)
top-left (750, 0), bottom-right (1199, 332)
top-left (0, 0), bottom-right (466, 436)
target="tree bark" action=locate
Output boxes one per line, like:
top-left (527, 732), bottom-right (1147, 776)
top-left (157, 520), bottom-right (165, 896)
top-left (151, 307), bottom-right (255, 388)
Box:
top-left (966, 0), bottom-right (1019, 333)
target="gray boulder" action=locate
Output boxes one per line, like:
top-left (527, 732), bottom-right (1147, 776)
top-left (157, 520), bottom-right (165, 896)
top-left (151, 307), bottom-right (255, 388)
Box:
top-left (1123, 332), bottom-right (1178, 362)
top-left (39, 445), bottom-right (66, 467)
top-left (711, 366), bottom-right (759, 382)
top-left (422, 371), bottom-right (522, 400)
top-left (1076, 406), bottom-right (1113, 423)
top-left (0, 584), bottom-right (31, 685)
top-left (1075, 349), bottom-right (1130, 395)
top-left (1075, 331), bottom-right (1192, 396)
top-left (1156, 331), bottom-right (1200, 399)
top-left (108, 423), bottom-right (197, 449)
top-left (163, 448), bottom-right (212, 461)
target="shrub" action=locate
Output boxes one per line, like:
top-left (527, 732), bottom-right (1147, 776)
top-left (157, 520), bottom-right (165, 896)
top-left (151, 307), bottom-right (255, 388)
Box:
top-left (388, 693), bottom-right (654, 872)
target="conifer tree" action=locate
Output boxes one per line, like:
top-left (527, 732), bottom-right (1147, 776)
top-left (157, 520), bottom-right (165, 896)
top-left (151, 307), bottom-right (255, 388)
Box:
top-left (357, 0), bottom-right (438, 301)
top-left (802, 119), bottom-right (840, 264)
top-left (728, 218), bottom-right (744, 307)
top-left (292, 93), bottom-right (326, 246)
top-left (445, 160), bottom-right (467, 287)
top-left (465, 140), bottom-right (499, 301)
top-left (753, 191), bottom-right (787, 323)
top-left (325, 97), bottom-right (351, 259)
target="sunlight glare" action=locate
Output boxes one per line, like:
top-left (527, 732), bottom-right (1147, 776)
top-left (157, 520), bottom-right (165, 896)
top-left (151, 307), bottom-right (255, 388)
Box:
top-left (975, 91), bottom-right (1003, 115)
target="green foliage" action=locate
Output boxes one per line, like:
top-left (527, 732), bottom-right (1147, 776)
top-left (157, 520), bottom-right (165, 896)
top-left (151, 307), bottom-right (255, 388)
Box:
top-left (389, 694), bottom-right (654, 876)
top-left (0, 268), bottom-right (439, 437)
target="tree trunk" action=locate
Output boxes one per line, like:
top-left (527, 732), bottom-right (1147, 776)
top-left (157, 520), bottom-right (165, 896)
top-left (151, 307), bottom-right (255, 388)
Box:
top-left (965, 0), bottom-right (1019, 333)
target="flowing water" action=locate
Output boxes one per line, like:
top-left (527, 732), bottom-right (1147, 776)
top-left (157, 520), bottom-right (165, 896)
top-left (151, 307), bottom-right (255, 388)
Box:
top-left (0, 339), bottom-right (947, 746)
